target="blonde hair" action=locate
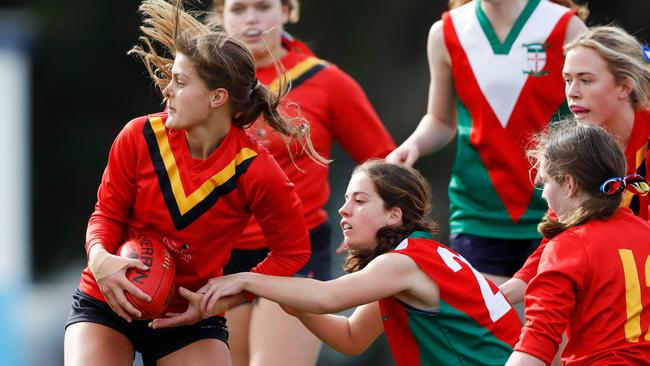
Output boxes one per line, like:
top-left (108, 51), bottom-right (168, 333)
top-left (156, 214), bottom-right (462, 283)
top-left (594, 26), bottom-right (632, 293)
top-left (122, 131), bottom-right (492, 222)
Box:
top-left (213, 0), bottom-right (300, 23)
top-left (128, 0), bottom-right (326, 165)
top-left (564, 25), bottom-right (650, 109)
top-left (448, 0), bottom-right (589, 20)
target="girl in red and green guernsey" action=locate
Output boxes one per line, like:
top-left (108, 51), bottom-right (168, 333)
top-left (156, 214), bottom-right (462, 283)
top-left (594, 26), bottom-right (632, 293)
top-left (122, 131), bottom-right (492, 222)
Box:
top-left (501, 25), bottom-right (650, 305)
top-left (506, 123), bottom-right (650, 366)
top-left (212, 1), bottom-right (396, 365)
top-left (64, 1), bottom-right (325, 365)
top-left (173, 161), bottom-right (522, 366)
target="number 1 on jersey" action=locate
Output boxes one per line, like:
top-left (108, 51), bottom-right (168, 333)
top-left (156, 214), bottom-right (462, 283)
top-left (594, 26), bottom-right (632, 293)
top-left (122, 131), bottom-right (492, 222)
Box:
top-left (618, 249), bottom-right (650, 342)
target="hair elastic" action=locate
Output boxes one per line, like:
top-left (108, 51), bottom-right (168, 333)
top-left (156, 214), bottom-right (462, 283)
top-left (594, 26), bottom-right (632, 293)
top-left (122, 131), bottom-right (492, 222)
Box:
top-left (642, 44), bottom-right (650, 64)
top-left (600, 174), bottom-right (650, 196)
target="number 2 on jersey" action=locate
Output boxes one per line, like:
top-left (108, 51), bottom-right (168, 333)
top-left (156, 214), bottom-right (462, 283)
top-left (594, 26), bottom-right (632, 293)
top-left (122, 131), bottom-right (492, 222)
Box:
top-left (437, 247), bottom-right (511, 322)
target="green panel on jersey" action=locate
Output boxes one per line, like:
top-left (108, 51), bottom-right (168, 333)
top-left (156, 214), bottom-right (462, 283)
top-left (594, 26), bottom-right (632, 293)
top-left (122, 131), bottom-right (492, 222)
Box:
top-left (449, 100), bottom-right (546, 239)
top-left (476, 0), bottom-right (541, 55)
top-left (409, 231), bottom-right (434, 240)
top-left (550, 100), bottom-right (571, 123)
top-left (405, 300), bottom-right (513, 366)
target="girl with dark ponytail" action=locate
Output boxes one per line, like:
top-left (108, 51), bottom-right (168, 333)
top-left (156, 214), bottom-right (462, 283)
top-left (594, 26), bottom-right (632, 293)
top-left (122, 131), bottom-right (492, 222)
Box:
top-left (506, 123), bottom-right (650, 366)
top-left (190, 160), bottom-right (523, 366)
top-left (64, 1), bottom-right (320, 365)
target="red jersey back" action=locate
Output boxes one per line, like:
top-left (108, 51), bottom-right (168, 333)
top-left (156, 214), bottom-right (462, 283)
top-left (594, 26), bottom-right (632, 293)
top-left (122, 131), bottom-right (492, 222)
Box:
top-left (516, 208), bottom-right (650, 365)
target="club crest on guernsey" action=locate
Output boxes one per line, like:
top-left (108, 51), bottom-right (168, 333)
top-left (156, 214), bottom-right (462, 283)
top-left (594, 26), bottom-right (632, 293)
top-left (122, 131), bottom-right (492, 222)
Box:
top-left (523, 42), bottom-right (548, 76)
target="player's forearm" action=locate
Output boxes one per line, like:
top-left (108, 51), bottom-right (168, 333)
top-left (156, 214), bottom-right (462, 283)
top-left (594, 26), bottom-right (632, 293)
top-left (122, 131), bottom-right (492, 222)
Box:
top-left (213, 293), bottom-right (247, 313)
top-left (294, 312), bottom-right (368, 356)
top-left (243, 274), bottom-right (346, 314)
top-left (499, 277), bottom-right (527, 305)
top-left (402, 113), bottom-right (456, 156)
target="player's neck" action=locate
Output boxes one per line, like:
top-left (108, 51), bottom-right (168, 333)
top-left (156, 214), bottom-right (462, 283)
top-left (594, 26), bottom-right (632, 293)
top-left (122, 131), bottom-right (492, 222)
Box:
top-left (480, 0), bottom-right (529, 41)
top-left (255, 43), bottom-right (288, 69)
top-left (607, 105), bottom-right (636, 149)
top-left (185, 110), bottom-right (232, 160)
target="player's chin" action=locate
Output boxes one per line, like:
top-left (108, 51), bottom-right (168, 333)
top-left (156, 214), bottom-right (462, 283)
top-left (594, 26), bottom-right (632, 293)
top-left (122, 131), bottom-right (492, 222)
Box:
top-left (164, 115), bottom-right (183, 130)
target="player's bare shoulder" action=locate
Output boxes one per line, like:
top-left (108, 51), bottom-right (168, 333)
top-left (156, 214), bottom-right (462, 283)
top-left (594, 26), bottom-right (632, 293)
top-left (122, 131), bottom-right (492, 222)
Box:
top-left (427, 20), bottom-right (450, 66)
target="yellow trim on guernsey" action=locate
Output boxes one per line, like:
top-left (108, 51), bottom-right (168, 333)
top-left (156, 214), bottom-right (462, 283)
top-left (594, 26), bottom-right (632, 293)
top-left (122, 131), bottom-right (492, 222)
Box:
top-left (149, 116), bottom-right (257, 215)
top-left (267, 56), bottom-right (327, 92)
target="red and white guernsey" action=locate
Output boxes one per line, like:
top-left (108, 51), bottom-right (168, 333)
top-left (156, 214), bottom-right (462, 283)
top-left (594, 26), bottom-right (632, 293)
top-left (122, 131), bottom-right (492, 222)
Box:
top-left (443, 0), bottom-right (575, 238)
top-left (380, 232), bottom-right (521, 365)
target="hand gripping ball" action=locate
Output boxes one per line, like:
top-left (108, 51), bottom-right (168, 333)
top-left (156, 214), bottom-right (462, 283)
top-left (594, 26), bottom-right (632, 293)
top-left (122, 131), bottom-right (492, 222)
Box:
top-left (118, 236), bottom-right (176, 320)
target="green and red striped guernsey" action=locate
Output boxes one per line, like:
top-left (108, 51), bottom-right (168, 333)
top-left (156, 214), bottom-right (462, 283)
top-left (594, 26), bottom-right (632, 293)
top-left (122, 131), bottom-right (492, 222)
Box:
top-left (442, 0), bottom-right (575, 239)
top-left (379, 232), bottom-right (521, 366)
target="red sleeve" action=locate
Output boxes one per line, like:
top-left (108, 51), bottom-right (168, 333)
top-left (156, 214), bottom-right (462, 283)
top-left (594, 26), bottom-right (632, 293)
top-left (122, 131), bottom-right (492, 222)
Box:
top-left (243, 151), bottom-right (310, 276)
top-left (515, 231), bottom-right (589, 364)
top-left (85, 120), bottom-right (139, 254)
top-left (513, 209), bottom-right (557, 283)
top-left (325, 65), bottom-right (396, 162)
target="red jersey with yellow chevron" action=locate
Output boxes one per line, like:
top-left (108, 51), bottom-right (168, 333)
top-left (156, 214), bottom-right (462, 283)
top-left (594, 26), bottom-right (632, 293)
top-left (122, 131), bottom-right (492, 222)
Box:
top-left (379, 232), bottom-right (521, 365)
top-left (516, 208), bottom-right (650, 365)
top-left (237, 38), bottom-right (395, 249)
top-left (79, 113), bottom-right (310, 312)
top-left (443, 0), bottom-right (574, 238)
top-left (515, 108), bottom-right (650, 284)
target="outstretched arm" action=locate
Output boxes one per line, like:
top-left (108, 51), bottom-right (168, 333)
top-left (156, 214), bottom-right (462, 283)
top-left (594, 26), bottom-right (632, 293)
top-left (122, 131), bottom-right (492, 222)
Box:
top-left (200, 253), bottom-right (421, 315)
top-left (386, 20), bottom-right (457, 166)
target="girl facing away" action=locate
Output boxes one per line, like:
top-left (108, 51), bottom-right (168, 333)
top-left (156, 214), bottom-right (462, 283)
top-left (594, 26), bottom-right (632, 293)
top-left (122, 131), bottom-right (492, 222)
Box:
top-left (64, 0), bottom-right (324, 365)
top-left (506, 123), bottom-right (650, 365)
top-left (157, 160), bottom-right (523, 366)
top-left (501, 25), bottom-right (650, 305)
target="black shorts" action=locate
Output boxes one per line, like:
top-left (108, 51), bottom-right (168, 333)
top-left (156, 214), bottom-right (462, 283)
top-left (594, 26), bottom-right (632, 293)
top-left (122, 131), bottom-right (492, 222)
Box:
top-left (224, 221), bottom-right (332, 280)
top-left (65, 289), bottom-right (228, 366)
top-left (449, 233), bottom-right (540, 277)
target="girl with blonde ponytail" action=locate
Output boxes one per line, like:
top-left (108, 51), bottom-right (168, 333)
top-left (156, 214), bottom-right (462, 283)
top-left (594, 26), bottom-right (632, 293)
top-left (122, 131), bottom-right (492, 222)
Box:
top-left (64, 1), bottom-right (320, 365)
top-left (188, 160), bottom-right (523, 366)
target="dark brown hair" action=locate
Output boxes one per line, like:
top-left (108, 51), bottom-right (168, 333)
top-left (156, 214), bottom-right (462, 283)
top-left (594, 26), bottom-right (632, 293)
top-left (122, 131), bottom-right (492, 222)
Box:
top-left (344, 161), bottom-right (438, 273)
top-left (128, 0), bottom-right (326, 164)
top-left (529, 121), bottom-right (625, 238)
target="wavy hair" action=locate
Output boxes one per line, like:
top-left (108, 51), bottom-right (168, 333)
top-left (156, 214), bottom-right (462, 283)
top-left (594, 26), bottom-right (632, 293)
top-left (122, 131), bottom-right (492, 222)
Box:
top-left (128, 0), bottom-right (326, 164)
top-left (344, 161), bottom-right (438, 273)
top-left (564, 25), bottom-right (650, 109)
top-left (528, 121), bottom-right (626, 239)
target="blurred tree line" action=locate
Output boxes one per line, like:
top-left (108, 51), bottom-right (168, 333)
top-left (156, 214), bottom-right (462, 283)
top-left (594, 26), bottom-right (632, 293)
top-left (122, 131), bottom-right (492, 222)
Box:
top-left (8, 0), bottom-right (647, 279)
